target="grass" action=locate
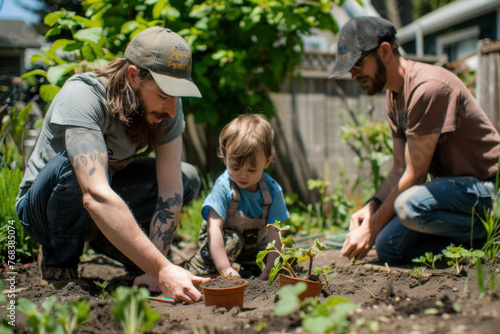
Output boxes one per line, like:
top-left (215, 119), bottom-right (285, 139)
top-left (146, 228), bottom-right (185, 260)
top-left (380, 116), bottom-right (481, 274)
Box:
top-left (0, 166), bottom-right (38, 263)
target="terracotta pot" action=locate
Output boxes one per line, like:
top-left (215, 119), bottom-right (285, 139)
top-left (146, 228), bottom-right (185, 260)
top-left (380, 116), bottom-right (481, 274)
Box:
top-left (279, 274), bottom-right (325, 300)
top-left (201, 277), bottom-right (248, 310)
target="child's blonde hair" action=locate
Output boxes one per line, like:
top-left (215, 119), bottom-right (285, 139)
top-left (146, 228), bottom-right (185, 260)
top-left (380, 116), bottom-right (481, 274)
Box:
top-left (218, 113), bottom-right (275, 168)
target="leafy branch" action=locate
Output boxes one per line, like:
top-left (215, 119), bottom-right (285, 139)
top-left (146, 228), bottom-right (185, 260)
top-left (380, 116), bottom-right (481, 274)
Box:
top-left (256, 221), bottom-right (328, 285)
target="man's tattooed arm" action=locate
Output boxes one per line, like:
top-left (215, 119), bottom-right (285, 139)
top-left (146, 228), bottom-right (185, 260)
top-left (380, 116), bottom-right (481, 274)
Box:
top-left (66, 127), bottom-right (107, 176)
top-left (151, 193), bottom-right (182, 252)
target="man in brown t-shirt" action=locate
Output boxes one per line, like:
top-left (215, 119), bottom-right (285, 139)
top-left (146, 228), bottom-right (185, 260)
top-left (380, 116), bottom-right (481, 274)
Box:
top-left (330, 16), bottom-right (500, 264)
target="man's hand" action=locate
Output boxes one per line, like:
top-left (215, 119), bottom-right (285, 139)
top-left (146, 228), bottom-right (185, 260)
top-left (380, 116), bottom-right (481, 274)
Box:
top-left (341, 223), bottom-right (374, 261)
top-left (149, 263), bottom-right (210, 303)
top-left (349, 199), bottom-right (380, 231)
top-left (349, 206), bottom-right (369, 231)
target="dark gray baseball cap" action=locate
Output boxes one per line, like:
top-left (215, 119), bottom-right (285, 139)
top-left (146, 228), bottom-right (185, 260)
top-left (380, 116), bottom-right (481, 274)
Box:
top-left (329, 16), bottom-right (396, 78)
top-left (125, 27), bottom-right (201, 98)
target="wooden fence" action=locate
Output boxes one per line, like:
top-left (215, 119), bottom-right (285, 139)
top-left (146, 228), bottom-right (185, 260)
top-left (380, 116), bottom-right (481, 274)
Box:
top-left (182, 52), bottom-right (388, 203)
top-left (183, 42), bottom-right (500, 204)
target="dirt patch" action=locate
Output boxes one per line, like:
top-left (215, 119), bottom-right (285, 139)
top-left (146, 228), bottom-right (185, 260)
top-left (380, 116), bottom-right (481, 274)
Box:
top-left (201, 276), bottom-right (247, 289)
top-left (3, 239), bottom-right (500, 334)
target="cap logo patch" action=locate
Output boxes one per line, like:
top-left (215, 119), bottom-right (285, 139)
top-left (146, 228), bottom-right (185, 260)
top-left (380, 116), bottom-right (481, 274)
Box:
top-left (168, 49), bottom-right (191, 71)
top-left (337, 37), bottom-right (350, 60)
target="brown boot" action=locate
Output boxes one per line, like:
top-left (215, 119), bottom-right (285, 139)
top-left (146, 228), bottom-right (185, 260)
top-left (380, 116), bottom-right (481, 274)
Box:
top-left (38, 248), bottom-right (88, 290)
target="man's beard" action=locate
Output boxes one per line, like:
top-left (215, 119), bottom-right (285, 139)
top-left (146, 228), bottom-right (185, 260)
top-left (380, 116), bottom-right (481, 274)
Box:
top-left (126, 106), bottom-right (166, 149)
top-left (362, 54), bottom-right (387, 96)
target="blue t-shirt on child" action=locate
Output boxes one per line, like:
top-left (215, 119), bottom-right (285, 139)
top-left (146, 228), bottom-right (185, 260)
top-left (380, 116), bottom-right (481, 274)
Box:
top-left (202, 170), bottom-right (290, 224)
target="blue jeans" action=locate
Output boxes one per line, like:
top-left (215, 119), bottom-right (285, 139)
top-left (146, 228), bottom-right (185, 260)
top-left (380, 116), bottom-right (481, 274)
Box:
top-left (375, 176), bottom-right (495, 264)
top-left (16, 152), bottom-right (201, 269)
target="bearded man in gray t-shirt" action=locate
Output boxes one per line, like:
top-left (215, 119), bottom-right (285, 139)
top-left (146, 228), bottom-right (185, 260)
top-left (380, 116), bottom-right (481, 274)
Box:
top-left (16, 27), bottom-right (209, 302)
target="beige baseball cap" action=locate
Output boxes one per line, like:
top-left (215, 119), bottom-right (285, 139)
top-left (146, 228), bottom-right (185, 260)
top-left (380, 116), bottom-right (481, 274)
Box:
top-left (125, 27), bottom-right (201, 98)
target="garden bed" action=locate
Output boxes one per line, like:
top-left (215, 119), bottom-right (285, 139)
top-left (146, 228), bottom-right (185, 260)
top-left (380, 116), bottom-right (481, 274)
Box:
top-left (4, 239), bottom-right (500, 334)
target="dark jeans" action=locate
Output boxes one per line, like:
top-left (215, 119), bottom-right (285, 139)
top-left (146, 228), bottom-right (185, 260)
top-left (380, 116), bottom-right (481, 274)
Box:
top-left (17, 152), bottom-right (201, 269)
top-left (375, 176), bottom-right (493, 264)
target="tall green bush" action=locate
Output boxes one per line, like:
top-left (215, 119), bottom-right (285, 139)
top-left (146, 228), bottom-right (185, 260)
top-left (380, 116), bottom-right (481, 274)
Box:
top-left (340, 108), bottom-right (393, 199)
top-left (22, 0), bottom-right (345, 130)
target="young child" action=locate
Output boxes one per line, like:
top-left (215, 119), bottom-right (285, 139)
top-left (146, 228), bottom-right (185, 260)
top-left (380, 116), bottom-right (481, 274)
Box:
top-left (185, 114), bottom-right (289, 279)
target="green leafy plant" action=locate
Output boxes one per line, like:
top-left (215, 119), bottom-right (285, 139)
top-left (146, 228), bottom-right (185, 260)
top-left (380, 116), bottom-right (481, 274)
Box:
top-left (53, 299), bottom-right (91, 334)
top-left (412, 251), bottom-right (444, 270)
top-left (0, 281), bottom-right (14, 334)
top-left (17, 296), bottom-right (90, 334)
top-left (475, 258), bottom-right (499, 299)
top-left (443, 245), bottom-right (485, 274)
top-left (256, 222), bottom-right (328, 285)
top-left (111, 286), bottom-right (161, 334)
top-left (340, 108), bottom-right (393, 195)
top-left (275, 282), bottom-right (360, 334)
top-left (178, 172), bottom-right (213, 243)
top-left (94, 280), bottom-right (110, 299)
top-left (0, 166), bottom-right (39, 263)
top-left (476, 196), bottom-right (500, 261)
top-left (1, 103), bottom-right (32, 170)
top-left (408, 266), bottom-right (425, 282)
top-left (284, 172), bottom-right (354, 235)
top-left (22, 0), bottom-right (342, 130)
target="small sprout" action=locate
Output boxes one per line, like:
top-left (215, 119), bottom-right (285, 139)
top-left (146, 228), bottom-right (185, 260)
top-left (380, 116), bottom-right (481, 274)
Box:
top-left (253, 321), bottom-right (268, 332)
top-left (94, 280), bottom-right (110, 299)
top-left (424, 308), bottom-right (438, 315)
top-left (17, 296), bottom-right (90, 334)
top-left (408, 266), bottom-right (425, 281)
top-left (443, 244), bottom-right (485, 275)
top-left (452, 303), bottom-right (461, 312)
top-left (412, 251), bottom-right (443, 269)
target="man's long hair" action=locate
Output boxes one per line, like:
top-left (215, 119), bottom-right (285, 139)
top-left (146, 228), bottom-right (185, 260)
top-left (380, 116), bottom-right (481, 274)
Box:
top-left (95, 58), bottom-right (165, 149)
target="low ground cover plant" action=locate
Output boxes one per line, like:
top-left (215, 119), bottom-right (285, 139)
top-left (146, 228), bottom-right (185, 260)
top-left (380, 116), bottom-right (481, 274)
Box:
top-left (412, 251), bottom-right (444, 270)
top-left (443, 245), bottom-right (485, 274)
top-left (17, 296), bottom-right (90, 334)
top-left (274, 282), bottom-right (368, 334)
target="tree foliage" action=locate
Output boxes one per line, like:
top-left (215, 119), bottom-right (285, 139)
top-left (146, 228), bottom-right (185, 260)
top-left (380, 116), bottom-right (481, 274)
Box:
top-left (22, 0), bottom-right (345, 128)
top-left (411, 0), bottom-right (455, 21)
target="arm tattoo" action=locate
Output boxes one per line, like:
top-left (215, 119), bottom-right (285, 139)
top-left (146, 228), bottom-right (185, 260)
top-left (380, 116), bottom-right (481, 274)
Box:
top-left (152, 193), bottom-right (182, 250)
top-left (66, 128), bottom-right (106, 176)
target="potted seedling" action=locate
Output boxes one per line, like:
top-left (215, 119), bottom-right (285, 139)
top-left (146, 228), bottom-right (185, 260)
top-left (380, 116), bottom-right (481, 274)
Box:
top-left (200, 275), bottom-right (248, 310)
top-left (256, 222), bottom-right (329, 300)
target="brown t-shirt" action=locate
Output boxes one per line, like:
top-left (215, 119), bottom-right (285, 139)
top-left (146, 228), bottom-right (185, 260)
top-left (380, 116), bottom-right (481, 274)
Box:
top-left (387, 60), bottom-right (500, 180)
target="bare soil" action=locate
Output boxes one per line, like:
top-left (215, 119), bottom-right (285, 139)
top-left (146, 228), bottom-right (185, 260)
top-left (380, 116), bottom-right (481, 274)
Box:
top-left (3, 238), bottom-right (500, 334)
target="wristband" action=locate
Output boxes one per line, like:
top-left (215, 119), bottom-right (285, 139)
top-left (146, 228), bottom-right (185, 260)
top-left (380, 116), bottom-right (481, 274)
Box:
top-left (365, 196), bottom-right (382, 209)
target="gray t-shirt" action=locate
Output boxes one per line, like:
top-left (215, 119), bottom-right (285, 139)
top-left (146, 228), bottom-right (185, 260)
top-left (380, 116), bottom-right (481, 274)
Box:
top-left (16, 72), bottom-right (185, 203)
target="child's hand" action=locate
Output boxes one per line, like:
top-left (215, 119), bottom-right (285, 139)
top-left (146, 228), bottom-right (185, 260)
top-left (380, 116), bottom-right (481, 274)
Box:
top-left (258, 272), bottom-right (269, 281)
top-left (221, 267), bottom-right (241, 278)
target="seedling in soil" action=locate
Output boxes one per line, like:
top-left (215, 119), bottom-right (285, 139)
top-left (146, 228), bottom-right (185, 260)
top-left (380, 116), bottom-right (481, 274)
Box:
top-left (111, 286), bottom-right (160, 334)
top-left (412, 251), bottom-right (444, 269)
top-left (408, 266), bottom-right (425, 282)
top-left (17, 296), bottom-right (90, 334)
top-left (54, 299), bottom-right (91, 334)
top-left (312, 265), bottom-right (337, 281)
top-left (94, 280), bottom-right (110, 299)
top-left (275, 282), bottom-right (359, 333)
top-left (443, 245), bottom-right (485, 274)
top-left (256, 222), bottom-right (328, 285)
